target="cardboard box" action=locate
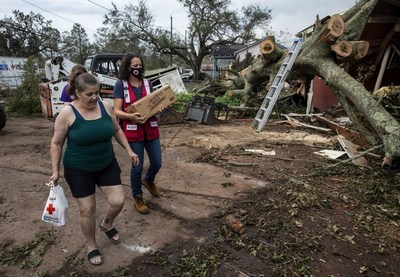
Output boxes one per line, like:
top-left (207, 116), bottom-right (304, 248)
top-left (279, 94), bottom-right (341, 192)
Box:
top-left (125, 85), bottom-right (176, 117)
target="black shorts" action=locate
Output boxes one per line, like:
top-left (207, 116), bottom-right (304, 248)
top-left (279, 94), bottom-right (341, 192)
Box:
top-left (64, 157), bottom-right (122, 198)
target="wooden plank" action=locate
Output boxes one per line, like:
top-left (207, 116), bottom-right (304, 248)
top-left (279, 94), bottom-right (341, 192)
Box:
top-left (337, 135), bottom-right (369, 167)
top-left (313, 115), bottom-right (370, 148)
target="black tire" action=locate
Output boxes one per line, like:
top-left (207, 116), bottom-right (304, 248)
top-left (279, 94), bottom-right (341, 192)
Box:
top-left (0, 109), bottom-right (6, 130)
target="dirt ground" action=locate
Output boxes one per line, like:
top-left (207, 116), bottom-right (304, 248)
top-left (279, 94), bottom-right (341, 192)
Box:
top-left (0, 116), bottom-right (399, 277)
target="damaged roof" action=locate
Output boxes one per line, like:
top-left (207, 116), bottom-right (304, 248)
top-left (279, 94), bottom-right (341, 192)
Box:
top-left (350, 0), bottom-right (400, 90)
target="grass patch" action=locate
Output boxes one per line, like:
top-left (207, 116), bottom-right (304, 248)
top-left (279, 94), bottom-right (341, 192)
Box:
top-left (1, 229), bottom-right (59, 269)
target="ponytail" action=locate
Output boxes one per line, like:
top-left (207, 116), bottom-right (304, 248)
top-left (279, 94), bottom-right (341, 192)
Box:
top-left (68, 71), bottom-right (99, 96)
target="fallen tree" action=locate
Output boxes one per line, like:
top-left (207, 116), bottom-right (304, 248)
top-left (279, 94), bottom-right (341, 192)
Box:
top-left (212, 0), bottom-right (400, 168)
top-left (294, 0), bottom-right (400, 168)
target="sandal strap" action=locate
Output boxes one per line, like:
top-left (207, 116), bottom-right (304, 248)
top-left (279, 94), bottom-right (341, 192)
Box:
top-left (87, 249), bottom-right (101, 259)
top-left (104, 227), bottom-right (118, 239)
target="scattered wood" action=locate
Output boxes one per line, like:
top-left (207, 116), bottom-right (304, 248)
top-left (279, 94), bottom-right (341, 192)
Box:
top-left (225, 214), bottom-right (246, 234)
top-left (337, 135), bottom-right (369, 166)
top-left (314, 149), bottom-right (347, 159)
top-left (313, 115), bottom-right (369, 147)
top-left (191, 84), bottom-right (211, 94)
top-left (286, 113), bottom-right (324, 117)
top-left (225, 161), bottom-right (258, 167)
top-left (245, 149), bottom-right (276, 156)
top-left (328, 144), bottom-right (383, 168)
top-left (278, 114), bottom-right (332, 132)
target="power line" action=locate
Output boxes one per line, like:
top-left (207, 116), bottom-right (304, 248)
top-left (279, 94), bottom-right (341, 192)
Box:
top-left (22, 0), bottom-right (76, 25)
top-left (85, 0), bottom-right (184, 36)
top-left (87, 0), bottom-right (112, 12)
top-left (21, 0), bottom-right (97, 33)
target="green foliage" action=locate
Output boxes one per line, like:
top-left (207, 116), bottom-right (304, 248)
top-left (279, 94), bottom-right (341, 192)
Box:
top-left (215, 93), bottom-right (241, 106)
top-left (175, 92), bottom-right (193, 104)
top-left (174, 92), bottom-right (240, 112)
top-left (172, 93), bottom-right (193, 112)
top-left (7, 56), bottom-right (42, 116)
top-left (0, 10), bottom-right (60, 58)
top-left (165, 244), bottom-right (226, 277)
top-left (1, 229), bottom-right (58, 268)
top-left (103, 0), bottom-right (272, 80)
top-left (60, 23), bottom-right (95, 64)
top-left (364, 180), bottom-right (394, 204)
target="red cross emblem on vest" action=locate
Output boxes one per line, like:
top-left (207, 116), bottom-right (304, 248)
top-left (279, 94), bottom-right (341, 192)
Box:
top-left (46, 204), bottom-right (56, 215)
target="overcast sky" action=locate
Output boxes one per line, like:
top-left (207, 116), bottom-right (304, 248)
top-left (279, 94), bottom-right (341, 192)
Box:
top-left (1, 0), bottom-right (355, 41)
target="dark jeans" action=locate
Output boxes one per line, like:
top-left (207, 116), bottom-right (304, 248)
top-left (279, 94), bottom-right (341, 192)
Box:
top-left (129, 138), bottom-right (162, 196)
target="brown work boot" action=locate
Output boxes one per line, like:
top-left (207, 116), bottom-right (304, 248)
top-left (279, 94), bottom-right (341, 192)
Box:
top-left (133, 195), bottom-right (149, 214)
top-left (142, 179), bottom-right (160, 197)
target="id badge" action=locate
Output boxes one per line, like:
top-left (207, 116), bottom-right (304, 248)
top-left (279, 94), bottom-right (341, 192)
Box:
top-left (126, 124), bottom-right (137, 131)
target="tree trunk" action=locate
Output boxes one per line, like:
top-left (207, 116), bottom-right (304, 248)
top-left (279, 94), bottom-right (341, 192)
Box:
top-left (291, 0), bottom-right (400, 167)
top-left (308, 58), bottom-right (400, 164)
top-left (210, 0), bottom-right (400, 167)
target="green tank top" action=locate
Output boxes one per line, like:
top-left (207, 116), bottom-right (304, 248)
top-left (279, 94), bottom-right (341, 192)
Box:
top-left (63, 101), bottom-right (115, 172)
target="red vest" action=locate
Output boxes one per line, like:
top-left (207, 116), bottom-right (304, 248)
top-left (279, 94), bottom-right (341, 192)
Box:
top-left (121, 79), bottom-right (160, 142)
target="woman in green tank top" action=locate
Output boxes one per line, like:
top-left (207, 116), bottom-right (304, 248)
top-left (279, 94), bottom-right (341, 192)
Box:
top-left (48, 71), bottom-right (139, 266)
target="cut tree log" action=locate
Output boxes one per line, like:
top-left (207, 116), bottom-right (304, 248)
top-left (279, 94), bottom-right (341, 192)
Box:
top-left (259, 36), bottom-right (286, 63)
top-left (331, 40), bottom-right (370, 61)
top-left (352, 41), bottom-right (370, 60)
top-left (331, 40), bottom-right (353, 58)
top-left (316, 14), bottom-right (345, 43)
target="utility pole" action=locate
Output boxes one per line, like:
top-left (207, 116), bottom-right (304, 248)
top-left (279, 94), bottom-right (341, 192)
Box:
top-left (170, 15), bottom-right (173, 66)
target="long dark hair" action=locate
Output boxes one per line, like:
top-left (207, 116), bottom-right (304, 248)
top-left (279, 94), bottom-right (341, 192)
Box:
top-left (118, 53), bottom-right (145, 81)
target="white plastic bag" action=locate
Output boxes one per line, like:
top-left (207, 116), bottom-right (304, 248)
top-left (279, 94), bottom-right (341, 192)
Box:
top-left (41, 182), bottom-right (69, 227)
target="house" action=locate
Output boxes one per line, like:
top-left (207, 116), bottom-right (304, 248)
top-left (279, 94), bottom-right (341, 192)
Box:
top-left (208, 44), bottom-right (244, 79)
top-left (234, 38), bottom-right (286, 62)
top-left (208, 38), bottom-right (286, 80)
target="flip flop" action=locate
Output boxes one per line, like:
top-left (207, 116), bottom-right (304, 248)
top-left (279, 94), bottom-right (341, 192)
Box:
top-left (99, 221), bottom-right (120, 243)
top-left (87, 249), bottom-right (103, 266)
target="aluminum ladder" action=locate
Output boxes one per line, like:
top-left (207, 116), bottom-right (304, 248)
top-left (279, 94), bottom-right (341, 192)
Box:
top-left (252, 39), bottom-right (304, 132)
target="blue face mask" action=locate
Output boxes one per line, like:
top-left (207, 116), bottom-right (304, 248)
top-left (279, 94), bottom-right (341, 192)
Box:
top-left (130, 67), bottom-right (143, 79)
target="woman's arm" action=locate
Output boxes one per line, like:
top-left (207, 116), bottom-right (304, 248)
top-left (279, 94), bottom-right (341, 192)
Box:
top-left (49, 107), bottom-right (71, 184)
top-left (113, 97), bottom-right (147, 124)
top-left (104, 101), bottom-right (139, 166)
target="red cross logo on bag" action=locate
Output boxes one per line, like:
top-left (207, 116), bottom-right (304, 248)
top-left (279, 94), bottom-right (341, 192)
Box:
top-left (46, 204), bottom-right (56, 215)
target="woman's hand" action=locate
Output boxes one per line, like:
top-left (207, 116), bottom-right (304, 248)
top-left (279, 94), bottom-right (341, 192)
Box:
top-left (158, 104), bottom-right (165, 114)
top-left (49, 172), bottom-right (59, 186)
top-left (128, 150), bottom-right (139, 166)
top-left (129, 112), bottom-right (147, 124)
